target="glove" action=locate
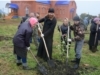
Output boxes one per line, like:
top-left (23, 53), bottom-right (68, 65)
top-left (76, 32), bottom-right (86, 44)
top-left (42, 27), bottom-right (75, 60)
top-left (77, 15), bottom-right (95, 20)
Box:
top-left (41, 34), bottom-right (44, 37)
top-left (27, 47), bottom-right (30, 51)
top-left (68, 39), bottom-right (72, 42)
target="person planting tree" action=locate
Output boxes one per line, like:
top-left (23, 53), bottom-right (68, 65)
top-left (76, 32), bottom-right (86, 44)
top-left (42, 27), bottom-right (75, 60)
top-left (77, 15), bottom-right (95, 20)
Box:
top-left (88, 17), bottom-right (100, 52)
top-left (13, 17), bottom-right (38, 70)
top-left (37, 8), bottom-right (57, 61)
top-left (70, 16), bottom-right (85, 69)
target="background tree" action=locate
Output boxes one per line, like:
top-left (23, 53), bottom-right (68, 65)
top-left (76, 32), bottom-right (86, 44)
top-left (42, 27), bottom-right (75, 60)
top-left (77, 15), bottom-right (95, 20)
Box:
top-left (80, 13), bottom-right (93, 21)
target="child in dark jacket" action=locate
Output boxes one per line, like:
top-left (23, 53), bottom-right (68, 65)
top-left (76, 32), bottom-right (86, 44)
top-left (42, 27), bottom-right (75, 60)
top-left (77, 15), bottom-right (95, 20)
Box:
top-left (58, 18), bottom-right (71, 53)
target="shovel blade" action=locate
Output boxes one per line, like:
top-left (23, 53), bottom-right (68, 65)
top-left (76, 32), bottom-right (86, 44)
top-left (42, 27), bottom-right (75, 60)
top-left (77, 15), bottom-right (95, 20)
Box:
top-left (38, 65), bottom-right (48, 75)
top-left (47, 60), bottom-right (55, 68)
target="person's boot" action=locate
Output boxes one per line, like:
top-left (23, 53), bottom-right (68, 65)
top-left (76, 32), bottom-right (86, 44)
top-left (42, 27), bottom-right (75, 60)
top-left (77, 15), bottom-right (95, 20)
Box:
top-left (23, 66), bottom-right (33, 70)
top-left (22, 63), bottom-right (33, 70)
top-left (16, 60), bottom-right (22, 66)
top-left (73, 58), bottom-right (80, 69)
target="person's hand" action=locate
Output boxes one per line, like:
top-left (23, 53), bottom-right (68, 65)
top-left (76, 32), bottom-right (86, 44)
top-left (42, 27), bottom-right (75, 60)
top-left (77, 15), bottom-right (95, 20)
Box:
top-left (68, 39), bottom-right (72, 42)
top-left (27, 47), bottom-right (30, 51)
top-left (41, 34), bottom-right (44, 37)
top-left (79, 31), bottom-right (82, 34)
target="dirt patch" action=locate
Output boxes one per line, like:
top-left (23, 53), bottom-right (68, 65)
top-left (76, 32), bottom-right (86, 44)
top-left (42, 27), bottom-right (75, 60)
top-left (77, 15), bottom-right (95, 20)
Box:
top-left (47, 61), bottom-right (79, 75)
top-left (38, 60), bottom-right (98, 75)
top-left (0, 36), bottom-right (12, 41)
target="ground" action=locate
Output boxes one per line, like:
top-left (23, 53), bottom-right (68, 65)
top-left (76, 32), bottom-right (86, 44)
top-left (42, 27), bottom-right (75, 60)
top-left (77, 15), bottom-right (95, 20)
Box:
top-left (0, 19), bottom-right (100, 75)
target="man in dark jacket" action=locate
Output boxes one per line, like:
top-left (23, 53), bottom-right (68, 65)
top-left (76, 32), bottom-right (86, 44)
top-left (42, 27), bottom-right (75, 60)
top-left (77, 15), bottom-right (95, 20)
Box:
top-left (37, 8), bottom-right (57, 61)
top-left (20, 14), bottom-right (29, 24)
top-left (88, 17), bottom-right (100, 52)
top-left (20, 13), bottom-right (35, 24)
top-left (70, 16), bottom-right (85, 69)
top-left (13, 18), bottom-right (38, 70)
top-left (89, 18), bottom-right (97, 51)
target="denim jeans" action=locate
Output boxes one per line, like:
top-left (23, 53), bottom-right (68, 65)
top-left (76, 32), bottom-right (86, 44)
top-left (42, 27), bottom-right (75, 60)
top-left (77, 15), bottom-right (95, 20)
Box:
top-left (75, 40), bottom-right (84, 58)
top-left (17, 55), bottom-right (27, 63)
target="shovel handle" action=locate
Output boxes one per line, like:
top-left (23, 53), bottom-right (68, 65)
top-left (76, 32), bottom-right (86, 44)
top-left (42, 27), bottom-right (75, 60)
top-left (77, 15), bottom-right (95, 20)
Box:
top-left (29, 50), bottom-right (40, 65)
top-left (67, 25), bottom-right (69, 58)
top-left (37, 23), bottom-right (50, 59)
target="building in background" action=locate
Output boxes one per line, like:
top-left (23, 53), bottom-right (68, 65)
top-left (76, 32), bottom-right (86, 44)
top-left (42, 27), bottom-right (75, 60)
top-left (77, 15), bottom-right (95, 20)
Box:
top-left (11, 0), bottom-right (77, 20)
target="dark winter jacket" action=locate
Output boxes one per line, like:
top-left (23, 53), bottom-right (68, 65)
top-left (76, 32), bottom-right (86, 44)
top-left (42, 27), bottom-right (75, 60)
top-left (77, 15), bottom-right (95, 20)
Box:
top-left (37, 16), bottom-right (57, 61)
top-left (70, 22), bottom-right (85, 41)
top-left (89, 20), bottom-right (98, 46)
top-left (20, 16), bottom-right (29, 24)
top-left (91, 19), bottom-right (95, 24)
top-left (13, 22), bottom-right (33, 48)
top-left (58, 24), bottom-right (71, 38)
top-left (61, 24), bottom-right (68, 34)
top-left (39, 16), bottom-right (57, 39)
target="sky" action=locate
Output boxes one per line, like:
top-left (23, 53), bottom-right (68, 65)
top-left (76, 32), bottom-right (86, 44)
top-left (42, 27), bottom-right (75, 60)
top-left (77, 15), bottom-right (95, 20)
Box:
top-left (76, 0), bottom-right (100, 16)
top-left (0, 0), bottom-right (100, 16)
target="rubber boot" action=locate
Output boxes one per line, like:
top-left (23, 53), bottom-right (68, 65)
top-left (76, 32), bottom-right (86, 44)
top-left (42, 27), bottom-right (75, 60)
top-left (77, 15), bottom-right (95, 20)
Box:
top-left (73, 58), bottom-right (80, 69)
top-left (16, 60), bottom-right (22, 66)
top-left (22, 63), bottom-right (33, 70)
top-left (23, 66), bottom-right (33, 70)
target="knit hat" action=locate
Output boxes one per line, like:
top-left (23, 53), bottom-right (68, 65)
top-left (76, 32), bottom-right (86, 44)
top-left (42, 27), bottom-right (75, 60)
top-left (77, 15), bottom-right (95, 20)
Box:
top-left (29, 18), bottom-right (38, 27)
top-left (93, 17), bottom-right (100, 22)
top-left (48, 8), bottom-right (55, 13)
top-left (73, 16), bottom-right (80, 21)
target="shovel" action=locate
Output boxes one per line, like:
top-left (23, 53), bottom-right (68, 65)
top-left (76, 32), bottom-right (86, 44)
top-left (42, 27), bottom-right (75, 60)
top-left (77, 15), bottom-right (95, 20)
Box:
top-left (66, 23), bottom-right (71, 66)
top-left (29, 50), bottom-right (48, 75)
top-left (37, 23), bottom-right (55, 68)
top-left (91, 25), bottom-right (98, 52)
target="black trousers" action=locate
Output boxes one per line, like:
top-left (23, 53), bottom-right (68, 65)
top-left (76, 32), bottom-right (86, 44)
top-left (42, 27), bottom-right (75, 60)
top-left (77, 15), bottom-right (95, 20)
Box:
top-left (37, 38), bottom-right (53, 61)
